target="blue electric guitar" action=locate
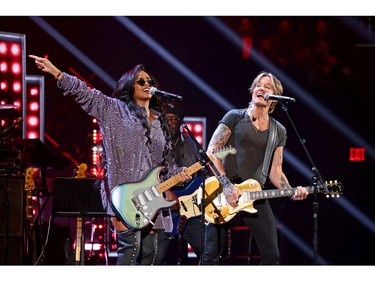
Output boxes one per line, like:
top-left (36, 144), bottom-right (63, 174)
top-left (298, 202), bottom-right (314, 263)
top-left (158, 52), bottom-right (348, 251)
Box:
top-left (165, 176), bottom-right (203, 236)
top-left (111, 146), bottom-right (237, 230)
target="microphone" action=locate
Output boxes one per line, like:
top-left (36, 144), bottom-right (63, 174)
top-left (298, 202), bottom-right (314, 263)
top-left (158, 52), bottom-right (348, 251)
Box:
top-left (264, 93), bottom-right (296, 103)
top-left (150, 87), bottom-right (183, 101)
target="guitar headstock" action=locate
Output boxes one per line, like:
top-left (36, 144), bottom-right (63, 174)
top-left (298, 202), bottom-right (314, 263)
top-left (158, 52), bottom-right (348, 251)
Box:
top-left (213, 145), bottom-right (237, 160)
top-left (25, 167), bottom-right (36, 192)
top-left (75, 163), bottom-right (88, 178)
top-left (317, 180), bottom-right (343, 198)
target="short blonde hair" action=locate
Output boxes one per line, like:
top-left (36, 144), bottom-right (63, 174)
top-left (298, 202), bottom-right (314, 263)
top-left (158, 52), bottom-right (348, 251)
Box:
top-left (248, 71), bottom-right (283, 114)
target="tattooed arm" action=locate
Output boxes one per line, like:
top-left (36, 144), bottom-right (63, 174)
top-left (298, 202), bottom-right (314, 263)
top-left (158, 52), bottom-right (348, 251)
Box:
top-left (207, 123), bottom-right (240, 207)
top-left (269, 146), bottom-right (308, 200)
top-left (207, 123), bottom-right (231, 176)
top-left (269, 147), bottom-right (290, 189)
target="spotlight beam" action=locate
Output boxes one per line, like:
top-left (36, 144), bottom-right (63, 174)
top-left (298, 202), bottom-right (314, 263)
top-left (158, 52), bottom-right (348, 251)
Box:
top-left (29, 17), bottom-right (116, 88)
top-left (114, 16), bottom-right (235, 111)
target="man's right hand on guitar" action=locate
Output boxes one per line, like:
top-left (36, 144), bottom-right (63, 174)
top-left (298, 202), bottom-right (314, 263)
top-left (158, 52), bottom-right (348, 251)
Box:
top-left (218, 175), bottom-right (240, 208)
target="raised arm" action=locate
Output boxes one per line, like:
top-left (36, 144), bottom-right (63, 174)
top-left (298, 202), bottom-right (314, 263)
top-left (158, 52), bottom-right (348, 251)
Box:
top-left (29, 55), bottom-right (63, 80)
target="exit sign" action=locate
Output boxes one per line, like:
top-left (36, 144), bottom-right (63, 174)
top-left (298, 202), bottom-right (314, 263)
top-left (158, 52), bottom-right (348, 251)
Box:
top-left (349, 148), bottom-right (365, 162)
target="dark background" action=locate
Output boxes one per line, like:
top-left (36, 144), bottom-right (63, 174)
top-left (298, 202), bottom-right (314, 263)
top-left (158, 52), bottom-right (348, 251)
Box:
top-left (0, 16), bottom-right (374, 265)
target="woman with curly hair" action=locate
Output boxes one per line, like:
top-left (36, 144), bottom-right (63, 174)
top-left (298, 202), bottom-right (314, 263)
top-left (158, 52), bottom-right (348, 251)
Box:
top-left (29, 55), bottom-right (191, 265)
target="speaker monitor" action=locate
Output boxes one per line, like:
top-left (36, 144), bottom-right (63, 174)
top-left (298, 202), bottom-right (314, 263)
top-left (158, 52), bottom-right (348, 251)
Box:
top-left (0, 177), bottom-right (24, 236)
top-left (0, 177), bottom-right (24, 264)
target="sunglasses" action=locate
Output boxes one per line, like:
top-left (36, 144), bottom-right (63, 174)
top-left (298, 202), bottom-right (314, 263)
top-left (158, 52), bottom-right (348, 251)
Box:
top-left (166, 116), bottom-right (181, 123)
top-left (134, 78), bottom-right (155, 87)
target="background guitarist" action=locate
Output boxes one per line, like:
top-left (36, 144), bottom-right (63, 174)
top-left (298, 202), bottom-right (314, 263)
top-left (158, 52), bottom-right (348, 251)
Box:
top-left (204, 71), bottom-right (309, 265)
top-left (163, 106), bottom-right (204, 265)
top-left (30, 55), bottom-right (192, 265)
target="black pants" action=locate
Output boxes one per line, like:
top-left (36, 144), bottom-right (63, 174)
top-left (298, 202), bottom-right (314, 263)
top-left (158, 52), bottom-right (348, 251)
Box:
top-left (181, 217), bottom-right (204, 262)
top-left (204, 200), bottom-right (280, 265)
top-left (164, 216), bottom-right (204, 265)
top-left (116, 228), bottom-right (170, 265)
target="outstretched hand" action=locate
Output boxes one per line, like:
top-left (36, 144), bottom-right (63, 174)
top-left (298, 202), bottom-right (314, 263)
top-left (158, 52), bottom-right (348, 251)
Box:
top-left (29, 55), bottom-right (61, 79)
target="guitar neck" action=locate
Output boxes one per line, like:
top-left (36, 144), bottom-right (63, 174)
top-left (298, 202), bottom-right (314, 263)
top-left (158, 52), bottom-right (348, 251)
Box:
top-left (26, 191), bottom-right (34, 228)
top-left (156, 162), bottom-right (203, 194)
top-left (75, 217), bottom-right (83, 263)
top-left (246, 186), bottom-right (314, 200)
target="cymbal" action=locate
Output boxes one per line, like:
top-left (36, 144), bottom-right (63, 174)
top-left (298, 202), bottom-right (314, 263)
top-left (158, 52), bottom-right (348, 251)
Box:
top-left (0, 104), bottom-right (17, 110)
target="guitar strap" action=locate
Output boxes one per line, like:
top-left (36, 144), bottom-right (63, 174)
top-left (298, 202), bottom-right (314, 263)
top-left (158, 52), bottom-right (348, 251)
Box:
top-left (260, 117), bottom-right (277, 185)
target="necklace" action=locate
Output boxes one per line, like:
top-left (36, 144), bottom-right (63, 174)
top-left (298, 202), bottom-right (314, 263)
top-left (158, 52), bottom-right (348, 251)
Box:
top-left (247, 106), bottom-right (256, 123)
top-left (247, 105), bottom-right (269, 131)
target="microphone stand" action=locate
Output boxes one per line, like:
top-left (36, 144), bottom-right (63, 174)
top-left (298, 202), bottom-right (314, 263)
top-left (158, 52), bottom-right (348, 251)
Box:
top-left (181, 123), bottom-right (220, 265)
top-left (278, 100), bottom-right (328, 265)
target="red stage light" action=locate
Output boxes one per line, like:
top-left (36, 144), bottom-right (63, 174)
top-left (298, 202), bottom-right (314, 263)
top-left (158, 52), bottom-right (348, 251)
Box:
top-left (25, 75), bottom-right (45, 141)
top-left (10, 43), bottom-right (21, 56)
top-left (0, 61), bottom-right (7, 72)
top-left (30, 87), bottom-right (39, 96)
top-left (29, 101), bottom-right (39, 111)
top-left (13, 100), bottom-right (21, 109)
top-left (27, 116), bottom-right (39, 126)
top-left (194, 123), bottom-right (202, 133)
top-left (1, 32), bottom-right (26, 140)
top-left (12, 81), bottom-right (21, 93)
top-left (184, 117), bottom-right (206, 148)
top-left (0, 81), bottom-right (7, 90)
top-left (12, 62), bottom-right (21, 74)
top-left (195, 136), bottom-right (202, 144)
top-left (0, 42), bottom-right (7, 54)
top-left (27, 131), bottom-right (38, 139)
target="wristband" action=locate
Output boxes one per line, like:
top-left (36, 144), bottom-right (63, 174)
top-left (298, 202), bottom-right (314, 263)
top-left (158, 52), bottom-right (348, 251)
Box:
top-left (218, 175), bottom-right (235, 196)
top-left (55, 71), bottom-right (62, 80)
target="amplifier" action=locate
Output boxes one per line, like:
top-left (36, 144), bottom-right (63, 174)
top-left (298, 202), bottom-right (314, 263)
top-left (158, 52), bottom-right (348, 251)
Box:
top-left (0, 177), bottom-right (24, 236)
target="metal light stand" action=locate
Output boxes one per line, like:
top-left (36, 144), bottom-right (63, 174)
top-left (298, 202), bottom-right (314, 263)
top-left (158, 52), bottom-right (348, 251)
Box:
top-left (279, 100), bottom-right (328, 265)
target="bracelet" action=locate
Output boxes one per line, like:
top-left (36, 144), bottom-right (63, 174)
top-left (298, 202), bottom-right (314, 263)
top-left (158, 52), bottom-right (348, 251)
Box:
top-left (55, 71), bottom-right (62, 80)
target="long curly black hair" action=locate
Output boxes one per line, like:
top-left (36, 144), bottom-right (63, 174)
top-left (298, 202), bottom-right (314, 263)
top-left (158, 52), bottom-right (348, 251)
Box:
top-left (112, 64), bottom-right (173, 162)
